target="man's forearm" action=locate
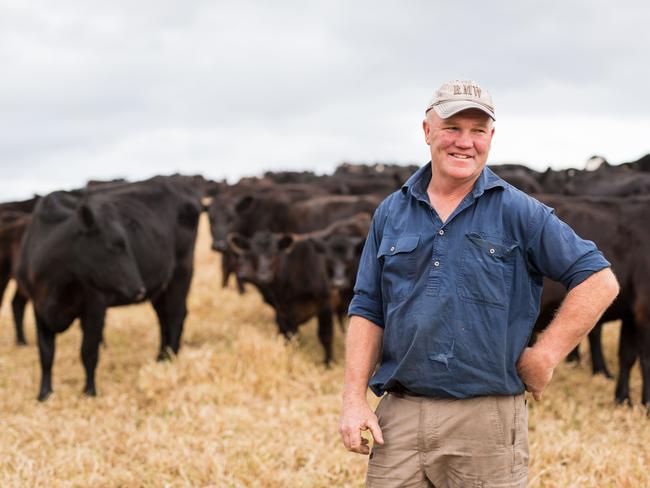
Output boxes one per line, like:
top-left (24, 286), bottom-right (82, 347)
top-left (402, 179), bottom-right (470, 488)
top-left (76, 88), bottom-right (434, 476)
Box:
top-left (342, 315), bottom-right (384, 403)
top-left (533, 267), bottom-right (619, 367)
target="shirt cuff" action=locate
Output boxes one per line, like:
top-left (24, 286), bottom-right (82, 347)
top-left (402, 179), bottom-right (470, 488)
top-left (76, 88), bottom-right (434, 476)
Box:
top-left (563, 252), bottom-right (611, 290)
top-left (348, 294), bottom-right (384, 328)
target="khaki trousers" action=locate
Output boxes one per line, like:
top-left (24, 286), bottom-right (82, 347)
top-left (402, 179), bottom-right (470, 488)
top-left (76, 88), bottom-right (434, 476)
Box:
top-left (366, 393), bottom-right (529, 488)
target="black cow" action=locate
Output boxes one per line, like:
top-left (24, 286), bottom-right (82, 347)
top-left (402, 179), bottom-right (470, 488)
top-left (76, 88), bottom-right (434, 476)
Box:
top-left (209, 193), bottom-right (379, 248)
top-left (262, 170), bottom-right (322, 184)
top-left (208, 192), bottom-right (379, 290)
top-left (16, 176), bottom-right (203, 401)
top-left (227, 231), bottom-right (336, 365)
top-left (536, 161), bottom-right (650, 197)
top-left (309, 213), bottom-right (372, 329)
top-left (490, 164), bottom-right (543, 194)
top-left (208, 187), bottom-right (317, 291)
top-left (0, 196), bottom-right (40, 214)
top-left (532, 194), bottom-right (650, 408)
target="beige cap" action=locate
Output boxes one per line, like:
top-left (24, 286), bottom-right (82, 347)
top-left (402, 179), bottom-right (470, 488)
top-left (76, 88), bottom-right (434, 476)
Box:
top-left (426, 80), bottom-right (495, 120)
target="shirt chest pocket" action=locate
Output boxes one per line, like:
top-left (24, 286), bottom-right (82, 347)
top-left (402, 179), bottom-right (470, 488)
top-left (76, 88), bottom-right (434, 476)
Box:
top-left (377, 234), bottom-right (420, 303)
top-left (458, 233), bottom-right (518, 309)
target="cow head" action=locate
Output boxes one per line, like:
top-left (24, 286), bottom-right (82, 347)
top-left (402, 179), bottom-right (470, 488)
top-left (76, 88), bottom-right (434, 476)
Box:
top-left (208, 195), bottom-right (254, 252)
top-left (226, 230), bottom-right (294, 285)
top-left (312, 234), bottom-right (365, 289)
top-left (73, 201), bottom-right (146, 301)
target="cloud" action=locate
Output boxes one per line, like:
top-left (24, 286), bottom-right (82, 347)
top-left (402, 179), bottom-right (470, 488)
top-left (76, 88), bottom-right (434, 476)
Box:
top-left (0, 0), bottom-right (648, 199)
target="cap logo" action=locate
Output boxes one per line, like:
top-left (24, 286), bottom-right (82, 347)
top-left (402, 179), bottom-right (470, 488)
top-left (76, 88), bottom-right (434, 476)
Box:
top-left (453, 84), bottom-right (481, 98)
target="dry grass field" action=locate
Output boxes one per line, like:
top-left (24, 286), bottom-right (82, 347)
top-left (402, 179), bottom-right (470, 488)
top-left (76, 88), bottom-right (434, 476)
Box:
top-left (1, 215), bottom-right (649, 487)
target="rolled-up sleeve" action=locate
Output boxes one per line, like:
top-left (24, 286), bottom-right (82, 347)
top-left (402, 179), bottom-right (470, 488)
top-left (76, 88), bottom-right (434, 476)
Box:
top-left (348, 203), bottom-right (385, 327)
top-left (526, 207), bottom-right (611, 290)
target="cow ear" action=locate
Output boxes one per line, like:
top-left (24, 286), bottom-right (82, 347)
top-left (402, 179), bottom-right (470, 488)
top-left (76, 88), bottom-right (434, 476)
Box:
top-left (78, 203), bottom-right (95, 230)
top-left (235, 195), bottom-right (254, 213)
top-left (277, 234), bottom-right (294, 252)
top-left (227, 232), bottom-right (249, 255)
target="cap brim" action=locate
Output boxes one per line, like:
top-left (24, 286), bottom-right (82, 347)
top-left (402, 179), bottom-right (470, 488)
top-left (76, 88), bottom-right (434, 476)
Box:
top-left (430, 100), bottom-right (495, 121)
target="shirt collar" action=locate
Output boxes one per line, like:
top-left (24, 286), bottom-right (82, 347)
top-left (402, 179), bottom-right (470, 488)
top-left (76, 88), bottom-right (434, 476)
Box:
top-left (401, 163), bottom-right (507, 200)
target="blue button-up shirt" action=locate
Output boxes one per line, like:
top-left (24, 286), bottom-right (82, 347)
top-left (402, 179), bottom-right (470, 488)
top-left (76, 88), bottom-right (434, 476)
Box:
top-left (349, 163), bottom-right (610, 398)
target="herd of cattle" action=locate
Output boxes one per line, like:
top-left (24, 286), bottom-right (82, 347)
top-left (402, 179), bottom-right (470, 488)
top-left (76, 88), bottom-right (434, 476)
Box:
top-left (0, 154), bottom-right (649, 410)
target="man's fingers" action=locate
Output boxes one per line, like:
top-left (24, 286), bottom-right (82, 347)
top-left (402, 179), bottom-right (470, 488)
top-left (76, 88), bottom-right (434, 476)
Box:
top-left (347, 428), bottom-right (363, 451)
top-left (366, 418), bottom-right (384, 445)
top-left (350, 443), bottom-right (371, 455)
top-left (345, 434), bottom-right (370, 454)
top-left (341, 430), bottom-right (352, 450)
top-left (351, 437), bottom-right (370, 454)
top-left (524, 387), bottom-right (542, 401)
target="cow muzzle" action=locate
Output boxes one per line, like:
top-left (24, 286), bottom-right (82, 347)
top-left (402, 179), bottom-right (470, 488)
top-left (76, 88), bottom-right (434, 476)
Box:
top-left (212, 240), bottom-right (227, 252)
top-left (332, 277), bottom-right (349, 288)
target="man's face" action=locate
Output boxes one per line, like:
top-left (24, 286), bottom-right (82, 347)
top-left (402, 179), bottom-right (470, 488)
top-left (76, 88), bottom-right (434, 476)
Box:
top-left (423, 109), bottom-right (495, 182)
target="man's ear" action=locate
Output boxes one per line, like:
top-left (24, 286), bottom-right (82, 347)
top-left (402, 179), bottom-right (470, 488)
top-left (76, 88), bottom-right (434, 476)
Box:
top-left (422, 118), bottom-right (431, 145)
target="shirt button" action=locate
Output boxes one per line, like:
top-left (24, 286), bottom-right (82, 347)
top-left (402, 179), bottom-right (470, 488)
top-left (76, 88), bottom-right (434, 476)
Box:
top-left (390, 246), bottom-right (395, 252)
top-left (438, 229), bottom-right (444, 235)
top-left (489, 248), bottom-right (495, 254)
top-left (433, 261), bottom-right (440, 267)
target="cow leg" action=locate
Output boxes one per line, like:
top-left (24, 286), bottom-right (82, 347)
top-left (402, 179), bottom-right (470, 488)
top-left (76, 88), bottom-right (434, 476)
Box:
top-left (221, 251), bottom-right (247, 293)
top-left (588, 322), bottom-right (612, 378)
top-left (235, 276), bottom-right (245, 295)
top-left (153, 305), bottom-right (172, 361)
top-left (11, 288), bottom-right (28, 346)
top-left (637, 312), bottom-right (650, 409)
top-left (317, 307), bottom-right (334, 367)
top-left (640, 336), bottom-right (650, 410)
top-left (615, 317), bottom-right (638, 405)
top-left (0, 269), bottom-right (9, 326)
top-left (152, 266), bottom-right (192, 360)
top-left (222, 251), bottom-right (245, 294)
top-left (80, 305), bottom-right (106, 397)
top-left (221, 252), bottom-right (231, 289)
top-left (35, 313), bottom-right (56, 402)
top-left (274, 312), bottom-right (294, 341)
top-left (336, 304), bottom-right (347, 333)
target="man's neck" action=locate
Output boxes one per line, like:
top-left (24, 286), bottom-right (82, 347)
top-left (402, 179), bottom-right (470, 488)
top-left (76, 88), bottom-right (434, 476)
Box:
top-left (427, 164), bottom-right (482, 197)
top-left (426, 165), bottom-right (483, 222)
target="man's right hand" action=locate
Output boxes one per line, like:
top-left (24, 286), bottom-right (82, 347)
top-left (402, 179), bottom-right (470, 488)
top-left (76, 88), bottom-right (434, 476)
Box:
top-left (338, 400), bottom-right (384, 455)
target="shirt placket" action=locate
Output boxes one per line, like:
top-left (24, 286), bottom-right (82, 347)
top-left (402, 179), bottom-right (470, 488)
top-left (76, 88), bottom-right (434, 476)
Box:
top-left (426, 209), bottom-right (447, 297)
top-left (424, 193), bottom-right (477, 298)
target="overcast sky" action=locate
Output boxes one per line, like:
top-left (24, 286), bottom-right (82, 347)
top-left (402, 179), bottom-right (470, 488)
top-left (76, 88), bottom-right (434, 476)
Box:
top-left (1, 0), bottom-right (649, 200)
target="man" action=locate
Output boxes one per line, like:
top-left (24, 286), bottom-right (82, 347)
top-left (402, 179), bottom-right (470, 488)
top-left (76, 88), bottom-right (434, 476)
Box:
top-left (338, 80), bottom-right (619, 487)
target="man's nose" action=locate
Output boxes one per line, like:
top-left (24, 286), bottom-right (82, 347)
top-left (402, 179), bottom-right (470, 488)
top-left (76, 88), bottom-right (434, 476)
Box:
top-left (455, 131), bottom-right (473, 148)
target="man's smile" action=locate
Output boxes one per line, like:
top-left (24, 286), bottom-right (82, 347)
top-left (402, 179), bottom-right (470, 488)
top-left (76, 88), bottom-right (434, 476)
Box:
top-left (449, 153), bottom-right (473, 160)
